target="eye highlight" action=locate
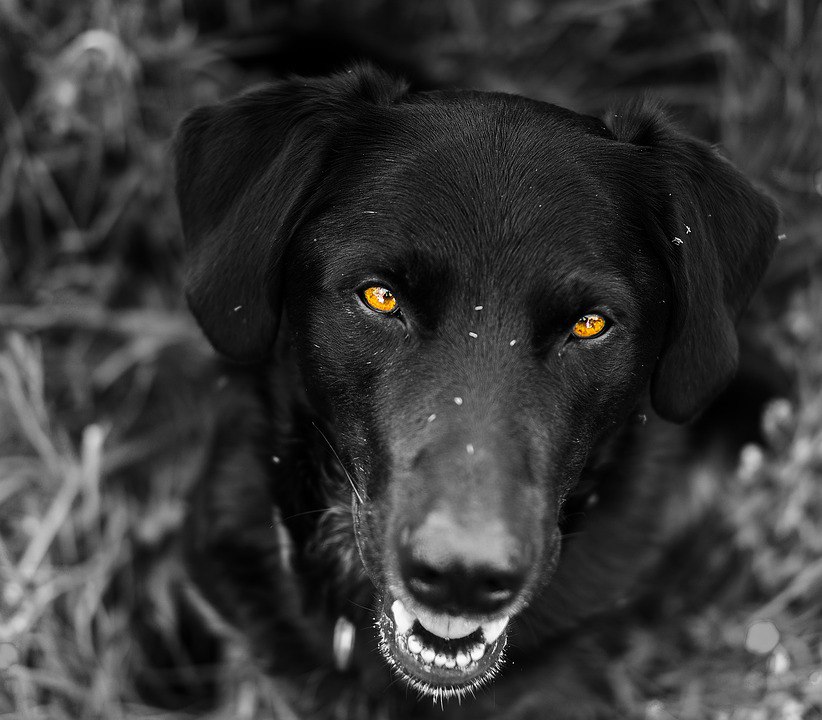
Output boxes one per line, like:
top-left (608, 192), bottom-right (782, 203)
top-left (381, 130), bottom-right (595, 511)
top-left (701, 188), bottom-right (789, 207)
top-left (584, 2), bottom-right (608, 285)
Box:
top-left (362, 285), bottom-right (398, 314)
top-left (571, 313), bottom-right (608, 339)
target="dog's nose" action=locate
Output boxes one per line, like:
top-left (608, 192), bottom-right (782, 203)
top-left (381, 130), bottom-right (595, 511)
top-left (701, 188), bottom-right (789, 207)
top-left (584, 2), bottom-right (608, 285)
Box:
top-left (398, 508), bottom-right (530, 615)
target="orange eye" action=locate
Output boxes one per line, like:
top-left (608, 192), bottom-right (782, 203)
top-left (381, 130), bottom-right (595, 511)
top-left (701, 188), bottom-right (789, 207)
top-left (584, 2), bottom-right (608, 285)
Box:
top-left (362, 285), bottom-right (398, 314)
top-left (571, 313), bottom-right (608, 339)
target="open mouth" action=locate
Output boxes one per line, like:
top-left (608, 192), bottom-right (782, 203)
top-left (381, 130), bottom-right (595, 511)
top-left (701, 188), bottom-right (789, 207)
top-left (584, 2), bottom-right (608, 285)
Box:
top-left (377, 597), bottom-right (509, 700)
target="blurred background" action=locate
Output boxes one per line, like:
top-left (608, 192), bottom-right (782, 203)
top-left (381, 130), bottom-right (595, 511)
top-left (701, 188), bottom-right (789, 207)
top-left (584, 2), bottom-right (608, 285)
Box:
top-left (0, 1), bottom-right (820, 718)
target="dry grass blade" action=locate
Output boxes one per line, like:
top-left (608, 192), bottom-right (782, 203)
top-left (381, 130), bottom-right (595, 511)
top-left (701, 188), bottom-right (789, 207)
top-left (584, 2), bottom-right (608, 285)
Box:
top-left (0, 333), bottom-right (62, 473)
top-left (0, 306), bottom-right (203, 342)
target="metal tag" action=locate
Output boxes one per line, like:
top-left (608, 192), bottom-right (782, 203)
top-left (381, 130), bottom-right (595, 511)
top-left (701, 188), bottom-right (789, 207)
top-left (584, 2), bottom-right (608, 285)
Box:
top-left (333, 616), bottom-right (356, 672)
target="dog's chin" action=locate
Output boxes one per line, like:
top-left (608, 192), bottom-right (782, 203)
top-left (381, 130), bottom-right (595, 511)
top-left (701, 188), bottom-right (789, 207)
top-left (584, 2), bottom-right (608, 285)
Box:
top-left (376, 595), bottom-right (509, 701)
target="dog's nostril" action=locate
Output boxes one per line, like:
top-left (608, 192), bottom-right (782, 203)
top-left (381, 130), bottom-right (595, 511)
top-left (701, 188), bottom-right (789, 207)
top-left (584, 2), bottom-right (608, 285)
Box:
top-left (480, 574), bottom-right (517, 603)
top-left (406, 563), bottom-right (447, 600)
top-left (413, 565), bottom-right (442, 586)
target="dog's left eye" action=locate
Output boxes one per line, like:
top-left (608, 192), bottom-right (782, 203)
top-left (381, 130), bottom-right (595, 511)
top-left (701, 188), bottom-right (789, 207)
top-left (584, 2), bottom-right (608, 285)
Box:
top-left (362, 285), bottom-right (398, 314)
top-left (571, 313), bottom-right (608, 339)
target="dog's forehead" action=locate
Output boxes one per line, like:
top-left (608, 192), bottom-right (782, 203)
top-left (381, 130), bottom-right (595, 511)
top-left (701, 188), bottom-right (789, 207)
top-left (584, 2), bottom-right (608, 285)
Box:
top-left (348, 94), bottom-right (613, 224)
top-left (310, 95), bottom-right (642, 294)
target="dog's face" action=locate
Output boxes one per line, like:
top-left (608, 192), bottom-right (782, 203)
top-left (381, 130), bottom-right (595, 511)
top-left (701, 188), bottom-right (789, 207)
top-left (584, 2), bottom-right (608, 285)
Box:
top-left (175, 66), bottom-right (778, 698)
top-left (281, 110), bottom-right (672, 692)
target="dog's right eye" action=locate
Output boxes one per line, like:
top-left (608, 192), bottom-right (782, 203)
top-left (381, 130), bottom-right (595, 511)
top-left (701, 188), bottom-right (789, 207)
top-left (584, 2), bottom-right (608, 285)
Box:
top-left (361, 285), bottom-right (398, 314)
top-left (571, 313), bottom-right (608, 339)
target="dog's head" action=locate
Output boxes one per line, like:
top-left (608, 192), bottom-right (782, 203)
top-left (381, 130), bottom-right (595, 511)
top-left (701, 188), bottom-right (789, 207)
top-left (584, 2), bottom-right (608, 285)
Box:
top-left (175, 65), bottom-right (778, 698)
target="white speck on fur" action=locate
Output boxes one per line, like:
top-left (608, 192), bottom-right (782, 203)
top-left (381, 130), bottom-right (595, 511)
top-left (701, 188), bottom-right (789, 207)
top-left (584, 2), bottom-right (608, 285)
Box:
top-left (778, 233), bottom-right (787, 241)
top-left (469, 331), bottom-right (478, 338)
top-left (684, 224), bottom-right (692, 234)
top-left (509, 339), bottom-right (517, 347)
top-left (427, 414), bottom-right (437, 423)
top-left (363, 210), bottom-right (378, 214)
top-left (466, 444), bottom-right (474, 455)
top-left (233, 305), bottom-right (242, 312)
top-left (271, 455), bottom-right (281, 464)
top-left (454, 397), bottom-right (463, 405)
top-left (474, 305), bottom-right (483, 311)
top-left (672, 237), bottom-right (684, 246)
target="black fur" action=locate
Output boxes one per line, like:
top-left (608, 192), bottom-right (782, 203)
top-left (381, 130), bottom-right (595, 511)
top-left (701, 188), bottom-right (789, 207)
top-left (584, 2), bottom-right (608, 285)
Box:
top-left (175, 65), bottom-right (779, 719)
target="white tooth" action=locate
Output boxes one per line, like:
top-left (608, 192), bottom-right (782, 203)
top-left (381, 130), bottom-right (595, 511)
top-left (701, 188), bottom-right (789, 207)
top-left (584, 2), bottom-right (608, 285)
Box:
top-left (456, 651), bottom-right (470, 668)
top-left (434, 653), bottom-right (446, 667)
top-left (415, 609), bottom-right (481, 639)
top-left (481, 616), bottom-right (509, 644)
top-left (421, 647), bottom-right (436, 664)
top-left (444, 656), bottom-right (456, 668)
top-left (470, 644), bottom-right (485, 661)
top-left (407, 635), bottom-right (422, 655)
top-left (391, 599), bottom-right (416, 635)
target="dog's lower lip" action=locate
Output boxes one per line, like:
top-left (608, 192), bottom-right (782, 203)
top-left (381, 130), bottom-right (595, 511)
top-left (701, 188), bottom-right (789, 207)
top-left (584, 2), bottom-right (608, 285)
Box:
top-left (379, 597), bottom-right (509, 697)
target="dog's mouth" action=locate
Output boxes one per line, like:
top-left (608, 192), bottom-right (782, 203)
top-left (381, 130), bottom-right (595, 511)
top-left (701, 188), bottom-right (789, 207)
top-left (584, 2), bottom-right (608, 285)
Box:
top-left (377, 596), bottom-right (509, 700)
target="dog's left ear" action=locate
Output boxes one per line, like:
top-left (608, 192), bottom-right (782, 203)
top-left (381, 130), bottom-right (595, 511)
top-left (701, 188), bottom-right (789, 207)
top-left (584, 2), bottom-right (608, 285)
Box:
top-left (607, 100), bottom-right (780, 423)
top-left (174, 65), bottom-right (408, 362)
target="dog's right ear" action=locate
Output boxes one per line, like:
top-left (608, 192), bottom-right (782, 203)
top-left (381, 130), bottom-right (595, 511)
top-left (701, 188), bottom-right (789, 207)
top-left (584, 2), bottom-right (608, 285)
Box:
top-left (174, 66), bottom-right (408, 362)
top-left (605, 99), bottom-right (779, 423)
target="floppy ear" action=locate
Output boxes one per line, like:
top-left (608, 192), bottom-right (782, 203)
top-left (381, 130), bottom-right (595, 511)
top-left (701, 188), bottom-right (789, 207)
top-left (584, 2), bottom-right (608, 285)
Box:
top-left (607, 100), bottom-right (780, 423)
top-left (174, 65), bottom-right (408, 361)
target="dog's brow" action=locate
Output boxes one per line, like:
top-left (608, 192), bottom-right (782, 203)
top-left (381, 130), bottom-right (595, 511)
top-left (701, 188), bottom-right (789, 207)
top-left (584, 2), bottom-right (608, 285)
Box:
top-left (530, 265), bottom-right (636, 306)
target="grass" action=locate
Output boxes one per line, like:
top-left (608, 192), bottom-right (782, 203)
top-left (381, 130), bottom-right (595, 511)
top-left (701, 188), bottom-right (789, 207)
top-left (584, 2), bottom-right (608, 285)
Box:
top-left (0, 0), bottom-right (820, 718)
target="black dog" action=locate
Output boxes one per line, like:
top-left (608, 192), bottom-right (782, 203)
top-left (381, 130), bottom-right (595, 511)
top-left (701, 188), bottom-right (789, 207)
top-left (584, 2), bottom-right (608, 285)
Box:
top-left (174, 65), bottom-right (778, 718)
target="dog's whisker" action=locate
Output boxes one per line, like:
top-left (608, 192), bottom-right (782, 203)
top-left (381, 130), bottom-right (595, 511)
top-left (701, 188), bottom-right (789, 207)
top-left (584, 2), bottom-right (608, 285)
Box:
top-left (346, 600), bottom-right (373, 613)
top-left (312, 421), bottom-right (365, 505)
top-left (282, 507), bottom-right (333, 521)
top-left (384, 674), bottom-right (407, 694)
